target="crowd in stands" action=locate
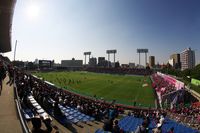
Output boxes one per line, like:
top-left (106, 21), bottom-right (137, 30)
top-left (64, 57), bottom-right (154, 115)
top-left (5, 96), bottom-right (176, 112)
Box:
top-left (1, 54), bottom-right (200, 132)
top-left (151, 73), bottom-right (200, 130)
top-left (100, 107), bottom-right (167, 133)
top-left (132, 110), bottom-right (167, 133)
top-left (151, 74), bottom-right (177, 96)
top-left (167, 103), bottom-right (200, 130)
top-left (85, 67), bottom-right (153, 76)
top-left (13, 67), bottom-right (200, 132)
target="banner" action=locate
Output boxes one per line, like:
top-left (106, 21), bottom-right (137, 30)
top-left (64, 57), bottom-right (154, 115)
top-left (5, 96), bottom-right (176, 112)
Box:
top-left (191, 78), bottom-right (200, 86)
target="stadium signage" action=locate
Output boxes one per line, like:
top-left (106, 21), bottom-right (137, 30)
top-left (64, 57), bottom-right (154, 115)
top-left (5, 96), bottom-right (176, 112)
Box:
top-left (191, 78), bottom-right (200, 86)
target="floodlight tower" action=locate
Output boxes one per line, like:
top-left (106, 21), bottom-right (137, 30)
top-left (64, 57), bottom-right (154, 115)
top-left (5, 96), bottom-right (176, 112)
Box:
top-left (145, 51), bottom-right (147, 66)
top-left (137, 49), bottom-right (141, 66)
top-left (137, 49), bottom-right (148, 67)
top-left (113, 50), bottom-right (117, 65)
top-left (106, 49), bottom-right (117, 68)
top-left (83, 52), bottom-right (91, 65)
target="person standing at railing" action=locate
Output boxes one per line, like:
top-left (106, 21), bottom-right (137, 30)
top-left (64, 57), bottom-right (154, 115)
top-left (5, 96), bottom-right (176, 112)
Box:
top-left (0, 60), bottom-right (6, 95)
top-left (6, 64), bottom-right (14, 86)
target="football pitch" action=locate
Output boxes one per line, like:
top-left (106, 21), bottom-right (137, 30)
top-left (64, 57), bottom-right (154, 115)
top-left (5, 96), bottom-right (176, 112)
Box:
top-left (34, 71), bottom-right (155, 107)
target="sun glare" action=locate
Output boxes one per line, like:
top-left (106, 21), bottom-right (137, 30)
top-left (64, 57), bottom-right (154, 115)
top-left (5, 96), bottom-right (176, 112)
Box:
top-left (26, 4), bottom-right (40, 20)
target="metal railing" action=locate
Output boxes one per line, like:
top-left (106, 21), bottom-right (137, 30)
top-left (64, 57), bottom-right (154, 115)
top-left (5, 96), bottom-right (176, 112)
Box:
top-left (13, 81), bottom-right (31, 133)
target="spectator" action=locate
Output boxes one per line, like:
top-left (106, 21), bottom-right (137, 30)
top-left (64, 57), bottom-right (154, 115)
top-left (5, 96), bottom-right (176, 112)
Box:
top-left (0, 60), bottom-right (6, 95)
top-left (31, 115), bottom-right (47, 133)
top-left (103, 117), bottom-right (114, 132)
top-left (54, 102), bottom-right (63, 118)
top-left (112, 120), bottom-right (120, 133)
top-left (159, 115), bottom-right (165, 125)
top-left (6, 64), bottom-right (14, 86)
top-left (152, 123), bottom-right (162, 133)
top-left (135, 121), bottom-right (148, 133)
top-left (43, 118), bottom-right (53, 133)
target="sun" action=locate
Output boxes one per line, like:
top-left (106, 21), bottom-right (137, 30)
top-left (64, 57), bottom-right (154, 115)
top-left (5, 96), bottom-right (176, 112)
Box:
top-left (26, 4), bottom-right (40, 20)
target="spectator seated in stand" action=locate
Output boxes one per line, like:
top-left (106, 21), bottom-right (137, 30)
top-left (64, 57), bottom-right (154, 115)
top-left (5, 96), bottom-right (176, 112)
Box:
top-left (31, 114), bottom-right (47, 133)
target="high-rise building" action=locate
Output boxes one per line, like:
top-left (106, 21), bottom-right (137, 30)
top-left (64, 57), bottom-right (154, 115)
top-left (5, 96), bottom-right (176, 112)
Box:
top-left (149, 56), bottom-right (155, 68)
top-left (170, 53), bottom-right (181, 69)
top-left (180, 48), bottom-right (195, 70)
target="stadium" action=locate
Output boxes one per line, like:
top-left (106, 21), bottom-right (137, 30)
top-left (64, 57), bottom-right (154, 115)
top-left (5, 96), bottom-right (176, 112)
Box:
top-left (0, 0), bottom-right (200, 133)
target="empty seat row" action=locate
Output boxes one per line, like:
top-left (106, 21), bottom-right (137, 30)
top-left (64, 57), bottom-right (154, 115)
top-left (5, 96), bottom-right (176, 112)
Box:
top-left (58, 104), bottom-right (95, 124)
top-left (47, 98), bottom-right (95, 125)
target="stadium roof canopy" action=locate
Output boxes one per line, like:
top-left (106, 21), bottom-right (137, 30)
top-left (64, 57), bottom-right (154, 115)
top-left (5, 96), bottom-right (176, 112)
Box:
top-left (0, 0), bottom-right (16, 53)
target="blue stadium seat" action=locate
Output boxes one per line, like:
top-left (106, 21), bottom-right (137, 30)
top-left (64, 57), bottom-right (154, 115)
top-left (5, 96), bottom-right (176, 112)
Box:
top-left (58, 104), bottom-right (97, 124)
top-left (72, 113), bottom-right (79, 117)
top-left (56, 115), bottom-right (70, 126)
top-left (82, 117), bottom-right (89, 122)
top-left (69, 111), bottom-right (74, 115)
top-left (71, 118), bottom-right (79, 124)
top-left (95, 129), bottom-right (103, 133)
top-left (77, 115), bottom-right (84, 120)
top-left (23, 109), bottom-right (34, 119)
top-left (65, 109), bottom-right (70, 113)
top-left (67, 115), bottom-right (74, 120)
top-left (64, 113), bottom-right (69, 117)
top-left (95, 129), bottom-right (111, 133)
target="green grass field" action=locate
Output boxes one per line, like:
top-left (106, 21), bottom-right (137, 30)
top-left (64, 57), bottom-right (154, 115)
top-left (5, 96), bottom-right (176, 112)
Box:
top-left (34, 71), bottom-right (155, 107)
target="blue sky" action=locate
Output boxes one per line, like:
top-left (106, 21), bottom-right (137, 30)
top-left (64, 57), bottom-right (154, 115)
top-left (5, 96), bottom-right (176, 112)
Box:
top-left (5, 0), bottom-right (200, 65)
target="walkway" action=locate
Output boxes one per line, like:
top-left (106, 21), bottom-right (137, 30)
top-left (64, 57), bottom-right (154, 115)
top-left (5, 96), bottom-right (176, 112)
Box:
top-left (0, 77), bottom-right (23, 133)
top-left (185, 86), bottom-right (200, 101)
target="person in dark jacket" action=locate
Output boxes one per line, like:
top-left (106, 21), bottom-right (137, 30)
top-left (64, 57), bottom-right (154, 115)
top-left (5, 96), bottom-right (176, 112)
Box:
top-left (0, 61), bottom-right (6, 95)
top-left (103, 117), bottom-right (114, 132)
top-left (135, 121), bottom-right (148, 133)
top-left (112, 120), bottom-right (120, 133)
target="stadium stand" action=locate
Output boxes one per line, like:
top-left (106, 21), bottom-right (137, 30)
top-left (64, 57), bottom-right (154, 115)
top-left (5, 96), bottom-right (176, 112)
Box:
top-left (167, 103), bottom-right (200, 130)
top-left (15, 70), bottom-right (111, 132)
top-left (13, 67), bottom-right (199, 132)
top-left (117, 115), bottom-right (199, 133)
top-left (1, 53), bottom-right (200, 132)
top-left (151, 73), bottom-right (178, 96)
top-left (96, 112), bottom-right (199, 133)
top-left (85, 67), bottom-right (153, 76)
